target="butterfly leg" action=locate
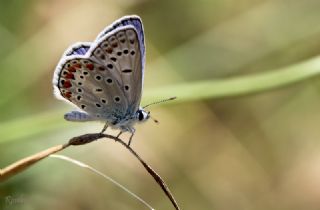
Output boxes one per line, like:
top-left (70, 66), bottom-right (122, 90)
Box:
top-left (100, 123), bottom-right (108, 134)
top-left (117, 131), bottom-right (123, 138)
top-left (128, 128), bottom-right (136, 146)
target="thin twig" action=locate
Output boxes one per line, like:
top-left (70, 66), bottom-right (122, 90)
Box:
top-left (0, 133), bottom-right (181, 210)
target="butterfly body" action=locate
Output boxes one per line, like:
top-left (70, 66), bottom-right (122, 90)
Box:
top-left (53, 15), bottom-right (149, 142)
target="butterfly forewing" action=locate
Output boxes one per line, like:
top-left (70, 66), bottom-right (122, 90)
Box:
top-left (91, 26), bottom-right (143, 114)
top-left (96, 15), bottom-right (145, 58)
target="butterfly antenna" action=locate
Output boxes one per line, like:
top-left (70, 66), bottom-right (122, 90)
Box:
top-left (143, 97), bottom-right (177, 109)
top-left (146, 111), bottom-right (159, 124)
top-left (151, 116), bottom-right (159, 124)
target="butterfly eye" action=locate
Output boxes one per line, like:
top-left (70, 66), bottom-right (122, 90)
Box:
top-left (138, 111), bottom-right (144, 121)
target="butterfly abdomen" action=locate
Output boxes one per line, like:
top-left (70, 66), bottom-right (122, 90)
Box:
top-left (64, 111), bottom-right (95, 122)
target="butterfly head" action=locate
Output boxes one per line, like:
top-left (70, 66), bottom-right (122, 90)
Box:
top-left (137, 108), bottom-right (150, 122)
top-left (136, 97), bottom-right (177, 124)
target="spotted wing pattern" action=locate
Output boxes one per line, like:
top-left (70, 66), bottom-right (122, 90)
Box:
top-left (53, 16), bottom-right (145, 123)
top-left (91, 26), bottom-right (143, 114)
top-left (96, 15), bottom-right (145, 67)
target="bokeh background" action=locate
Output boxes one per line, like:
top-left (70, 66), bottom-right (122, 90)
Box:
top-left (2, 0), bottom-right (320, 209)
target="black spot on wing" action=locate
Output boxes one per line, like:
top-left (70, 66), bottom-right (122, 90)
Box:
top-left (122, 69), bottom-right (132, 73)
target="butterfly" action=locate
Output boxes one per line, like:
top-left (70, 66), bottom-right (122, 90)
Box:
top-left (53, 15), bottom-right (151, 146)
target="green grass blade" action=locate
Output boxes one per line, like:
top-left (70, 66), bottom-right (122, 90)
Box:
top-left (2, 55), bottom-right (320, 143)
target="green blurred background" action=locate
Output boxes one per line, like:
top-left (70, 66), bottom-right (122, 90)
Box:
top-left (2, 0), bottom-right (320, 209)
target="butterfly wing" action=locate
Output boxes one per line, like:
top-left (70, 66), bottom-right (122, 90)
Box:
top-left (53, 56), bottom-right (129, 123)
top-left (96, 16), bottom-right (145, 112)
top-left (96, 15), bottom-right (145, 62)
top-left (65, 42), bottom-right (91, 56)
top-left (91, 24), bottom-right (144, 115)
top-left (53, 15), bottom-right (145, 123)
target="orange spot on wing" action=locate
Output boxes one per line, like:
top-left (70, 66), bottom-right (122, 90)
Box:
top-left (63, 80), bottom-right (72, 88)
top-left (106, 48), bottom-right (113, 54)
top-left (65, 91), bottom-right (72, 99)
top-left (73, 63), bottom-right (82, 68)
top-left (68, 66), bottom-right (76, 72)
top-left (86, 63), bottom-right (94, 70)
top-left (65, 73), bottom-right (75, 79)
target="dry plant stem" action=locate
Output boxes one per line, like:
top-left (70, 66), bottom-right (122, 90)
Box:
top-left (69, 133), bottom-right (181, 210)
top-left (0, 144), bottom-right (69, 182)
top-left (102, 134), bottom-right (180, 210)
top-left (0, 133), bottom-right (181, 210)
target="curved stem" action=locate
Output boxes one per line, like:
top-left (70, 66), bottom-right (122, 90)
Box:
top-left (0, 133), bottom-right (181, 210)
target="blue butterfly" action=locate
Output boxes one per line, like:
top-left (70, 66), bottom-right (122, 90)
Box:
top-left (53, 15), bottom-right (150, 145)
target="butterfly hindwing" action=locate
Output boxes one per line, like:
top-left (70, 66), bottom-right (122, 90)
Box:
top-left (63, 42), bottom-right (92, 56)
top-left (55, 57), bottom-right (128, 122)
top-left (66, 45), bottom-right (90, 56)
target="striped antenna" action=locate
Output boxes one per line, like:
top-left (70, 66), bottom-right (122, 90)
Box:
top-left (143, 97), bottom-right (177, 109)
